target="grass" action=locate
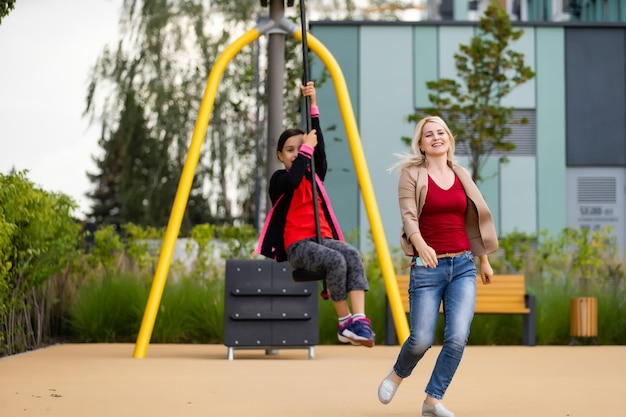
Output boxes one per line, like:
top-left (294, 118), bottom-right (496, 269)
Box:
top-left (67, 273), bottom-right (147, 343)
top-left (65, 267), bottom-right (626, 346)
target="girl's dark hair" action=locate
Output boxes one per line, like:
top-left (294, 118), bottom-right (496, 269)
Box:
top-left (277, 128), bottom-right (305, 152)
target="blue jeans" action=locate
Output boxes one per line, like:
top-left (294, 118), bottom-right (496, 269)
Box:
top-left (392, 251), bottom-right (476, 400)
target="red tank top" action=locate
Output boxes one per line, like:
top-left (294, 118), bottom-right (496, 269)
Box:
top-left (419, 175), bottom-right (470, 254)
top-left (283, 178), bottom-right (333, 250)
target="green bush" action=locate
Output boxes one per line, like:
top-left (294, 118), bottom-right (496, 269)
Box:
top-left (0, 171), bottom-right (81, 355)
top-left (3, 183), bottom-right (626, 356)
top-left (65, 225), bottom-right (626, 347)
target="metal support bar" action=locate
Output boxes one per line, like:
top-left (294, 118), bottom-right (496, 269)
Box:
top-left (523, 294), bottom-right (537, 346)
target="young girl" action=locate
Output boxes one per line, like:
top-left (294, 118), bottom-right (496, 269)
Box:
top-left (255, 81), bottom-right (374, 347)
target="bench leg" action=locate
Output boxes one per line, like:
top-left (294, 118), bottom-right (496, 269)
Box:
top-left (385, 299), bottom-right (398, 345)
top-left (523, 294), bottom-right (537, 346)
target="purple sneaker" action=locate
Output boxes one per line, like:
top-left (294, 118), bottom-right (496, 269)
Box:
top-left (338, 317), bottom-right (375, 347)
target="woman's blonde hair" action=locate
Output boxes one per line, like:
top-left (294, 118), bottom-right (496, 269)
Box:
top-left (388, 115), bottom-right (457, 174)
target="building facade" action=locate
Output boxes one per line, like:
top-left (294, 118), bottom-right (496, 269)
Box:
top-left (309, 21), bottom-right (626, 255)
top-left (428, 0), bottom-right (626, 22)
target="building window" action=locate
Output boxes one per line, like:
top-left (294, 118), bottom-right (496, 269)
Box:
top-left (451, 109), bottom-right (536, 157)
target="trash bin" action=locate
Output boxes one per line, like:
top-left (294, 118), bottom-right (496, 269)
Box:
top-left (570, 296), bottom-right (598, 345)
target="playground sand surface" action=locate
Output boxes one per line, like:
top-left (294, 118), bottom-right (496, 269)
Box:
top-left (1, 343), bottom-right (624, 417)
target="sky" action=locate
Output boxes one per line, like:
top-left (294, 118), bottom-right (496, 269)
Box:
top-left (0, 0), bottom-right (122, 219)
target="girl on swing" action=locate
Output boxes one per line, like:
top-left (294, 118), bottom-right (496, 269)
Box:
top-left (256, 81), bottom-right (375, 348)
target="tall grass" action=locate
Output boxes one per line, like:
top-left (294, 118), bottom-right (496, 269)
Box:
top-left (67, 273), bottom-right (147, 342)
top-left (153, 277), bottom-right (223, 343)
top-left (59, 225), bottom-right (626, 347)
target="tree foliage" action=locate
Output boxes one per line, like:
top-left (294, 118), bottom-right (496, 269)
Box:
top-left (411, 0), bottom-right (535, 182)
top-left (0, 0), bottom-right (15, 25)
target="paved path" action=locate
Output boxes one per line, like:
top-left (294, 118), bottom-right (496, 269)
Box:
top-left (1, 343), bottom-right (624, 416)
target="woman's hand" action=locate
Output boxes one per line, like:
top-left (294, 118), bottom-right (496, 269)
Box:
top-left (478, 255), bottom-right (494, 284)
top-left (410, 233), bottom-right (437, 268)
top-left (415, 244), bottom-right (437, 268)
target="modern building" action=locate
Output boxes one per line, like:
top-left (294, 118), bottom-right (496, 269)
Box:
top-left (309, 20), bottom-right (626, 255)
top-left (425, 0), bottom-right (626, 22)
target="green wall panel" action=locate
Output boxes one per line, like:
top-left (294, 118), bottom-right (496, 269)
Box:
top-left (438, 26), bottom-right (474, 80)
top-left (499, 157), bottom-right (537, 235)
top-left (501, 27), bottom-right (536, 108)
top-left (413, 26), bottom-right (439, 109)
top-left (310, 25), bottom-right (361, 244)
top-left (359, 26), bottom-right (415, 253)
top-left (454, 0), bottom-right (469, 20)
top-left (535, 27), bottom-right (567, 234)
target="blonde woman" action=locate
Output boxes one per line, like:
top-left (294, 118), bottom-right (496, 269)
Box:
top-left (378, 116), bottom-right (498, 417)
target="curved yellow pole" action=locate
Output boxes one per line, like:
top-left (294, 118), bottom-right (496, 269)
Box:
top-left (133, 27), bottom-right (261, 359)
top-left (295, 30), bottom-right (410, 343)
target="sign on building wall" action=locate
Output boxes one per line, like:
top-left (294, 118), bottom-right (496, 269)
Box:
top-left (567, 168), bottom-right (626, 252)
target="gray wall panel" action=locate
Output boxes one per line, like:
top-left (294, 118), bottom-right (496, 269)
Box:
top-left (565, 28), bottom-right (626, 166)
top-left (567, 167), bottom-right (626, 251)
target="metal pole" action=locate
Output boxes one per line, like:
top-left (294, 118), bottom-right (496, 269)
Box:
top-left (253, 15), bottom-right (264, 231)
top-left (265, 0), bottom-right (286, 215)
top-left (299, 0), bottom-right (322, 245)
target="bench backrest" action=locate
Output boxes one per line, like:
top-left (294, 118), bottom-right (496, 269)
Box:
top-left (394, 274), bottom-right (530, 315)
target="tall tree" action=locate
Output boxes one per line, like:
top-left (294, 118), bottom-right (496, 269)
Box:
top-left (85, 0), bottom-right (263, 231)
top-left (88, 89), bottom-right (176, 229)
top-left (411, 0), bottom-right (535, 182)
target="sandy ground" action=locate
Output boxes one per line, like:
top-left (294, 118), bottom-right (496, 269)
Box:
top-left (1, 343), bottom-right (625, 417)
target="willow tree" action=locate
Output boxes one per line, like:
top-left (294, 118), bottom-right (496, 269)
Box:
top-left (412, 0), bottom-right (535, 182)
top-left (85, 0), bottom-right (270, 231)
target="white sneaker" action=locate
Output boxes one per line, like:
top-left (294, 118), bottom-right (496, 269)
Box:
top-left (422, 402), bottom-right (455, 417)
top-left (377, 369), bottom-right (399, 404)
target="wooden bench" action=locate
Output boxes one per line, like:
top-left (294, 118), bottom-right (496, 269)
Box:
top-left (385, 274), bottom-right (536, 346)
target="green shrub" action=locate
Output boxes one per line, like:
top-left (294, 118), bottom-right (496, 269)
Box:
top-left (0, 171), bottom-right (81, 355)
top-left (5, 195), bottom-right (626, 354)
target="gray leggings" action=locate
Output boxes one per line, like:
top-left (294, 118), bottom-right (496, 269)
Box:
top-left (286, 238), bottom-right (369, 302)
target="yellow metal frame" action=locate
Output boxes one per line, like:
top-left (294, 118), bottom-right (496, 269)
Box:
top-left (133, 25), bottom-right (409, 359)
